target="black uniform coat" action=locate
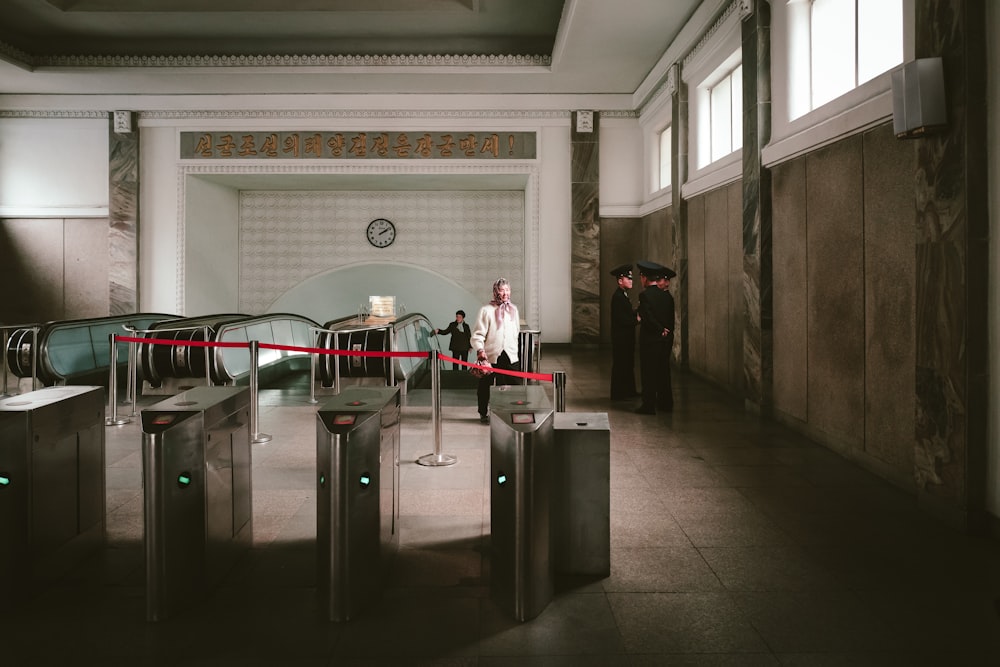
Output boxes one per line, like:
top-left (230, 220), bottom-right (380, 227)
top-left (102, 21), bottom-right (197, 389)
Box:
top-left (610, 287), bottom-right (638, 399)
top-left (636, 285), bottom-right (675, 410)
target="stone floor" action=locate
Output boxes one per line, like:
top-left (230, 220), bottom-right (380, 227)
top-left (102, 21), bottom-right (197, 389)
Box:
top-left (4, 346), bottom-right (1000, 665)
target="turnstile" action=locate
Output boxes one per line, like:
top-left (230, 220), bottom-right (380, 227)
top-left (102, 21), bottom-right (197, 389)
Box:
top-left (141, 386), bottom-right (252, 622)
top-left (316, 386), bottom-right (400, 622)
top-left (552, 412), bottom-right (610, 577)
top-left (489, 384), bottom-right (554, 621)
top-left (0, 386), bottom-right (105, 595)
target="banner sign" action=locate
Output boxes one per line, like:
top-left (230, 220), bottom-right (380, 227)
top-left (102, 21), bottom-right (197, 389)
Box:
top-left (180, 131), bottom-right (536, 160)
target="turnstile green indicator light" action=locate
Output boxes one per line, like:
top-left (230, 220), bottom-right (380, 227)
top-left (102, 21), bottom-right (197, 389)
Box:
top-left (497, 473), bottom-right (507, 486)
top-left (0, 474), bottom-right (10, 487)
top-left (319, 473), bottom-right (326, 487)
top-left (359, 473), bottom-right (371, 489)
top-left (177, 473), bottom-right (192, 488)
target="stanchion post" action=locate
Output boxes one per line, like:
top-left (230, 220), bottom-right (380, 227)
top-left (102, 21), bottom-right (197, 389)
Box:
top-left (1, 327), bottom-right (9, 397)
top-left (333, 332), bottom-right (341, 396)
top-left (249, 340), bottom-right (272, 444)
top-left (128, 333), bottom-right (138, 416)
top-left (417, 351), bottom-right (457, 467)
top-left (553, 370), bottom-right (567, 413)
top-left (309, 349), bottom-right (319, 405)
top-left (30, 327), bottom-right (39, 391)
top-left (105, 333), bottom-right (130, 425)
top-left (203, 326), bottom-right (211, 386)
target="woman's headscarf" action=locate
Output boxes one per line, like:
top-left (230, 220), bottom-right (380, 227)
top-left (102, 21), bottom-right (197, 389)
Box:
top-left (490, 277), bottom-right (513, 326)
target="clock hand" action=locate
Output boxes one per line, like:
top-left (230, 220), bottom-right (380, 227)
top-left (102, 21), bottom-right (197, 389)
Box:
top-left (379, 228), bottom-right (389, 235)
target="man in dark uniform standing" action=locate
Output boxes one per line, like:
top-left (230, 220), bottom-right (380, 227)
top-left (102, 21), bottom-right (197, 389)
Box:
top-left (635, 260), bottom-right (676, 414)
top-left (609, 263), bottom-right (639, 400)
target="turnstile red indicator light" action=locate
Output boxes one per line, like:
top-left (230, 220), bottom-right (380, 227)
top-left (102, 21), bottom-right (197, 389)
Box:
top-left (152, 414), bottom-right (176, 425)
top-left (359, 473), bottom-right (371, 489)
top-left (347, 401), bottom-right (366, 406)
top-left (177, 473), bottom-right (192, 488)
top-left (513, 400), bottom-right (527, 405)
top-left (0, 474), bottom-right (10, 487)
top-left (511, 413), bottom-right (535, 424)
top-left (497, 472), bottom-right (508, 486)
top-left (334, 414), bottom-right (357, 425)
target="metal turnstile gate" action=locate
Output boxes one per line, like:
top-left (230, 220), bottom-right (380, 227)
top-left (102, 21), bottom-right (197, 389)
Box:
top-left (141, 386), bottom-right (252, 621)
top-left (489, 384), bottom-right (554, 621)
top-left (0, 386), bottom-right (105, 596)
top-left (552, 412), bottom-right (610, 577)
top-left (316, 386), bottom-right (400, 622)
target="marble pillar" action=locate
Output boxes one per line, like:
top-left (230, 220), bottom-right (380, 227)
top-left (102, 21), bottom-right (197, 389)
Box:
top-left (108, 111), bottom-right (139, 314)
top-left (571, 112), bottom-right (600, 344)
top-left (672, 71), bottom-right (689, 369)
top-left (741, 1), bottom-right (772, 412)
top-left (912, 0), bottom-right (988, 524)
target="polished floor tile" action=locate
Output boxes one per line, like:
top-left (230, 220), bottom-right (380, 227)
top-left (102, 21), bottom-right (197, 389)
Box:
top-left (3, 346), bottom-right (1000, 665)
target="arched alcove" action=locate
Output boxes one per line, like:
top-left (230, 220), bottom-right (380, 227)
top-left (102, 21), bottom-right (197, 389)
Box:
top-left (268, 262), bottom-right (482, 331)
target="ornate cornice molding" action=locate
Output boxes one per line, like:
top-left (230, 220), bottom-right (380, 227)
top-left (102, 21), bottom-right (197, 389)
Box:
top-left (0, 110), bottom-right (108, 119)
top-left (27, 52), bottom-right (550, 69)
top-left (597, 110), bottom-right (638, 119)
top-left (0, 41), bottom-right (32, 69)
top-left (143, 109), bottom-right (569, 120)
top-left (683, 0), bottom-right (740, 70)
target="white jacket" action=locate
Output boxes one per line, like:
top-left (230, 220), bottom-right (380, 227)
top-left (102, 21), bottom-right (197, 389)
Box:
top-left (471, 302), bottom-right (520, 364)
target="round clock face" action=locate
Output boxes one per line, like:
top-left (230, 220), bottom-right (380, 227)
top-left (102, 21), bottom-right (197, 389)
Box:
top-left (366, 218), bottom-right (396, 248)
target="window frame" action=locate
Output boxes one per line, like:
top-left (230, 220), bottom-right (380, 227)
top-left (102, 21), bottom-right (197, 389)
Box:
top-left (681, 7), bottom-right (743, 200)
top-left (764, 0), bottom-right (915, 168)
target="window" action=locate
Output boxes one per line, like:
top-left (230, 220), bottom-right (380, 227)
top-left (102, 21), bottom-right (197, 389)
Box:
top-left (806, 0), bottom-right (903, 112)
top-left (658, 127), bottom-right (672, 190)
top-left (709, 64), bottom-right (742, 163)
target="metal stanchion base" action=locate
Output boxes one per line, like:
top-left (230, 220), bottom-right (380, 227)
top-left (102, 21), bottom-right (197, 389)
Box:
top-left (417, 453), bottom-right (457, 467)
top-left (106, 416), bottom-right (131, 426)
top-left (252, 432), bottom-right (273, 444)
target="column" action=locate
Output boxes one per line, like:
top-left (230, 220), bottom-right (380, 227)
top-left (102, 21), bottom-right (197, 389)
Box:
top-left (571, 111), bottom-right (600, 344)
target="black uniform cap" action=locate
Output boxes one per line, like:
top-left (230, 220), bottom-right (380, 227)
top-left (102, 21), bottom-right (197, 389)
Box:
top-left (610, 263), bottom-right (633, 278)
top-left (637, 260), bottom-right (667, 279)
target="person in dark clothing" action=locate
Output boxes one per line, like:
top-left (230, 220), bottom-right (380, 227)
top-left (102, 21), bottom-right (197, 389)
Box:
top-left (634, 260), bottom-right (676, 414)
top-left (435, 309), bottom-right (472, 369)
top-left (609, 263), bottom-right (639, 400)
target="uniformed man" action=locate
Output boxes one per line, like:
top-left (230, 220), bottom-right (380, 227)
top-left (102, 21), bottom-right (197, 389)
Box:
top-left (635, 260), bottom-right (676, 414)
top-left (609, 263), bottom-right (639, 400)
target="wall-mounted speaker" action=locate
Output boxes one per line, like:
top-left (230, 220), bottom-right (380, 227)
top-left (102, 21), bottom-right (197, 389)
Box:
top-left (891, 57), bottom-right (946, 139)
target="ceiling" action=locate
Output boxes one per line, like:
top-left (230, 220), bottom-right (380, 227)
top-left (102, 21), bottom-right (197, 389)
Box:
top-left (0, 0), bottom-right (704, 98)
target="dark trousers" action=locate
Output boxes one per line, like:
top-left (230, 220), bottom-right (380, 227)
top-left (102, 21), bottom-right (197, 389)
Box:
top-left (449, 349), bottom-right (469, 370)
top-left (639, 337), bottom-right (673, 410)
top-left (610, 330), bottom-right (637, 399)
top-left (477, 351), bottom-right (519, 417)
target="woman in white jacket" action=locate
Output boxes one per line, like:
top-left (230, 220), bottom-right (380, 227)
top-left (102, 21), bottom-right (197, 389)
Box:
top-left (470, 277), bottom-right (521, 423)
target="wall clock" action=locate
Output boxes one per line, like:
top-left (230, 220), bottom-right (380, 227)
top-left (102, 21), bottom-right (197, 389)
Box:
top-left (366, 218), bottom-right (396, 248)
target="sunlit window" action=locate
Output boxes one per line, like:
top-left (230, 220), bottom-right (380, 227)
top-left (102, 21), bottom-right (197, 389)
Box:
top-left (808, 0), bottom-right (903, 110)
top-left (708, 64), bottom-right (742, 163)
top-left (658, 127), bottom-right (672, 190)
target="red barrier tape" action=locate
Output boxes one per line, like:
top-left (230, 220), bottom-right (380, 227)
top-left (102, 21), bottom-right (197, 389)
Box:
top-left (114, 335), bottom-right (552, 382)
top-left (439, 353), bottom-right (553, 383)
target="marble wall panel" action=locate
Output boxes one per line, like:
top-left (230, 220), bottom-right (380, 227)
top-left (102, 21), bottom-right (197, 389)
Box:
top-left (805, 136), bottom-right (865, 447)
top-left (863, 124), bottom-right (917, 472)
top-left (0, 218), bottom-right (65, 321)
top-left (703, 186), bottom-right (730, 387)
top-left (572, 112), bottom-right (600, 344)
top-left (686, 196), bottom-right (706, 371)
top-left (65, 218), bottom-right (110, 318)
top-left (728, 181), bottom-right (744, 391)
top-left (108, 114), bottom-right (139, 315)
top-left (771, 160), bottom-right (808, 423)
